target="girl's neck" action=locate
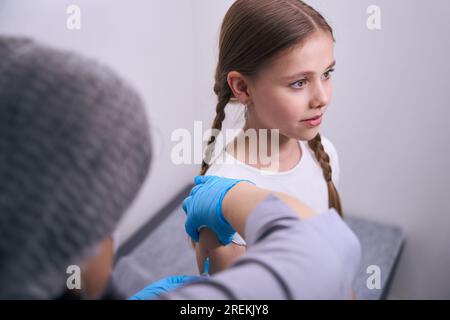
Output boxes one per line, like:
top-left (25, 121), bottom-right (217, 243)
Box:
top-left (226, 122), bottom-right (302, 172)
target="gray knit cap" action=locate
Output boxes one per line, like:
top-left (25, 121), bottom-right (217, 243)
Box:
top-left (0, 36), bottom-right (152, 299)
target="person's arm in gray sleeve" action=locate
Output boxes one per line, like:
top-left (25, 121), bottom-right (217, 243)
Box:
top-left (164, 182), bottom-right (361, 300)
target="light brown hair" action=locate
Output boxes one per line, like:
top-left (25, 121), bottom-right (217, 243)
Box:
top-left (201, 0), bottom-right (342, 217)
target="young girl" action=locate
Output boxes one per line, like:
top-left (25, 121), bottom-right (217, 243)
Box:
top-left (195, 0), bottom-right (344, 281)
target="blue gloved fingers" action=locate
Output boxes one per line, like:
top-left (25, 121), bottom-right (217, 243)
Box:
top-left (194, 175), bottom-right (215, 185)
top-left (185, 217), bottom-right (200, 242)
top-left (183, 195), bottom-right (200, 241)
top-left (194, 175), bottom-right (205, 185)
top-left (163, 275), bottom-right (201, 285)
top-left (128, 275), bottom-right (204, 300)
top-left (128, 286), bottom-right (162, 300)
top-left (176, 275), bottom-right (204, 284)
top-left (189, 184), bottom-right (202, 196)
top-left (182, 195), bottom-right (192, 214)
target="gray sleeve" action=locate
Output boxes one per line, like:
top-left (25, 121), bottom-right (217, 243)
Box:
top-left (164, 194), bottom-right (362, 300)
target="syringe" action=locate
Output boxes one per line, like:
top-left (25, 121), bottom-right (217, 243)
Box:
top-left (201, 257), bottom-right (210, 277)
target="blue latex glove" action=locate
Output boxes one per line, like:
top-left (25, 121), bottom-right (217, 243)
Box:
top-left (183, 175), bottom-right (254, 245)
top-left (128, 275), bottom-right (203, 300)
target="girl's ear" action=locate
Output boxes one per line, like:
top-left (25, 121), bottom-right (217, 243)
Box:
top-left (227, 71), bottom-right (251, 105)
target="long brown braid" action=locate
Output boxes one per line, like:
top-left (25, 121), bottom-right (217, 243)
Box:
top-left (308, 134), bottom-right (343, 217)
top-left (199, 71), bottom-right (232, 176)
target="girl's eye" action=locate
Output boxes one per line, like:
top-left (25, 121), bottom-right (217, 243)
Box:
top-left (291, 79), bottom-right (306, 89)
top-left (322, 68), bottom-right (335, 80)
top-left (290, 69), bottom-right (335, 89)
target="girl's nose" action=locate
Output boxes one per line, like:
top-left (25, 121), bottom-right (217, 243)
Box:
top-left (310, 82), bottom-right (329, 109)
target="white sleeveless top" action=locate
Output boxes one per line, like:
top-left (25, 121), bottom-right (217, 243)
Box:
top-left (206, 136), bottom-right (340, 246)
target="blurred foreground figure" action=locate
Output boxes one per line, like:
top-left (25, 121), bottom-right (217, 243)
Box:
top-left (0, 36), bottom-right (152, 299)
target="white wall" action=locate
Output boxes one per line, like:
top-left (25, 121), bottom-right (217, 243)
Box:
top-left (1, 0), bottom-right (449, 299)
top-left (314, 0), bottom-right (450, 299)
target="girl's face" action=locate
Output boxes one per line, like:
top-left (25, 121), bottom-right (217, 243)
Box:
top-left (247, 31), bottom-right (335, 142)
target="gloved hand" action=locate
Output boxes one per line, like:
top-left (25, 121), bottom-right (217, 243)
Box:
top-left (183, 175), bottom-right (254, 245)
top-left (128, 275), bottom-right (203, 300)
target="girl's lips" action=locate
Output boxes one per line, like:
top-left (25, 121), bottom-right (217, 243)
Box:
top-left (302, 114), bottom-right (323, 127)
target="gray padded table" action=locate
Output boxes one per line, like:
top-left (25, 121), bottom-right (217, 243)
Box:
top-left (112, 184), bottom-right (403, 299)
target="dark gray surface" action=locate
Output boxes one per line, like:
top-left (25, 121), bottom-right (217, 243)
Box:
top-left (346, 216), bottom-right (403, 299)
top-left (113, 204), bottom-right (198, 297)
top-left (113, 186), bottom-right (404, 299)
